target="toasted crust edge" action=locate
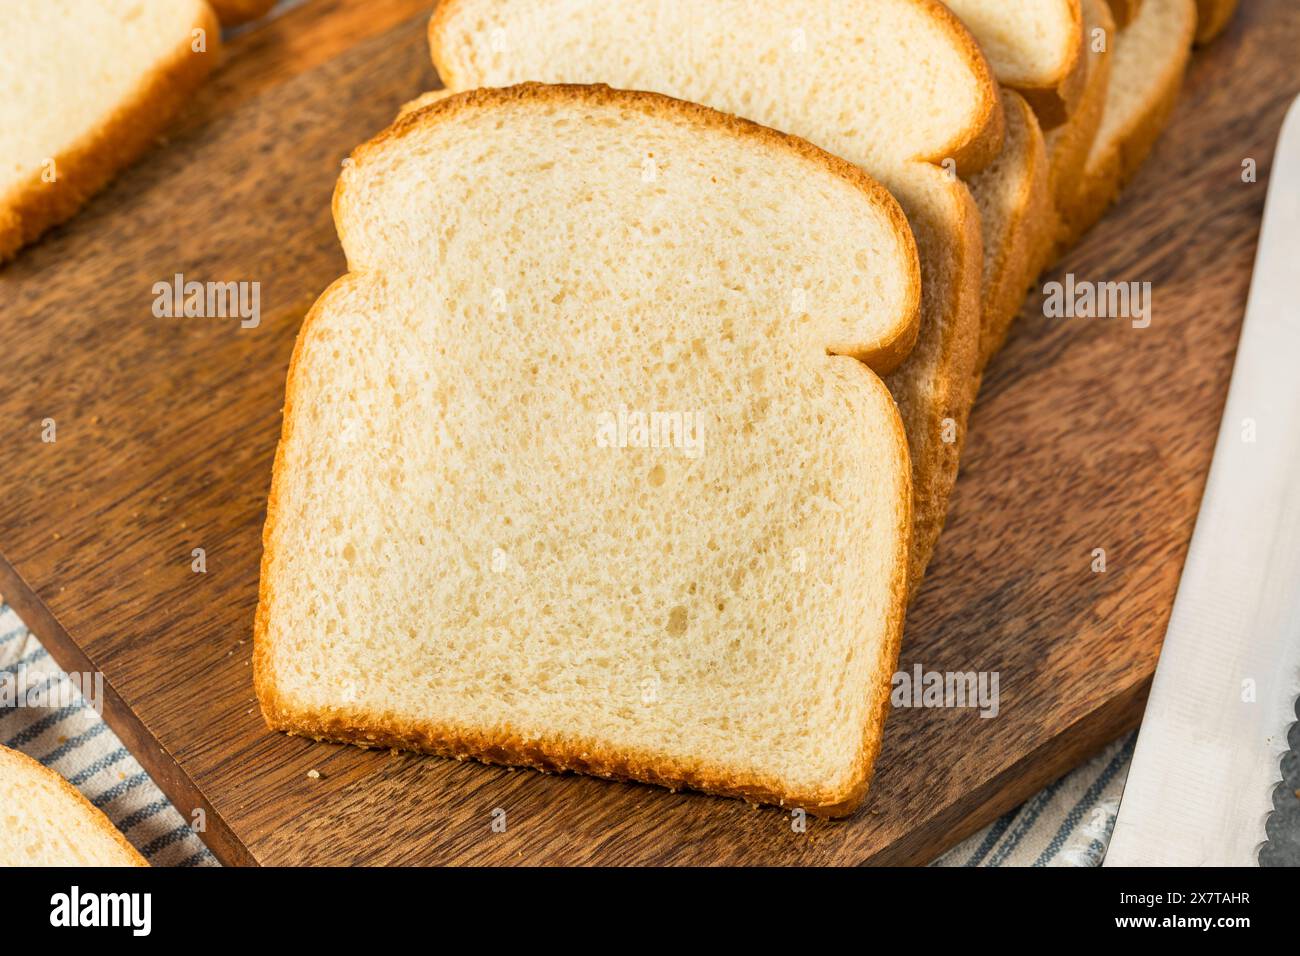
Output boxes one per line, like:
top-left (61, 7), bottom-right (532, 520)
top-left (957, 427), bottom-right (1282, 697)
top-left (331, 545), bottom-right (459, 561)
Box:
top-left (255, 82), bottom-right (918, 818)
top-left (973, 90), bottom-right (1053, 370)
top-left (888, 169), bottom-right (985, 600)
top-left (1047, 0), bottom-right (1116, 206)
top-left (0, 745), bottom-right (147, 866)
top-left (0, 4), bottom-right (220, 263)
top-left (909, 0), bottom-right (1007, 175)
top-left (1013, 0), bottom-right (1089, 129)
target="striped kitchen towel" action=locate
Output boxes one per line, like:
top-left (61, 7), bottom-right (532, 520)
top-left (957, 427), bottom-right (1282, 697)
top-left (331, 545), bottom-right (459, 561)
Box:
top-left (2, 593), bottom-right (1134, 866)
top-left (0, 598), bottom-right (216, 867)
top-left (933, 735), bottom-right (1135, 867)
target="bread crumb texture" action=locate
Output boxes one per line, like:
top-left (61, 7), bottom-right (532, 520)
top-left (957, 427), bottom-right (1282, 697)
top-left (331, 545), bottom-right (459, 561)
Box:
top-left (429, 0), bottom-right (1002, 594)
top-left (0, 0), bottom-right (218, 260)
top-left (256, 85), bottom-right (916, 814)
top-left (0, 746), bottom-right (146, 866)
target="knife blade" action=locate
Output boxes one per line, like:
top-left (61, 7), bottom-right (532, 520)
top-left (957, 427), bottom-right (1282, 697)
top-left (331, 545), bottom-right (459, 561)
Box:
top-left (1104, 92), bottom-right (1300, 867)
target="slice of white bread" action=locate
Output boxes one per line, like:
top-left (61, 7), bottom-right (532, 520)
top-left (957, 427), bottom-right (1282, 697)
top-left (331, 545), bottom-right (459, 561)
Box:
top-left (426, 0), bottom-right (1002, 594)
top-left (944, 0), bottom-right (1086, 128)
top-left (932, 6), bottom-right (1065, 368)
top-left (208, 0), bottom-right (276, 26)
top-left (256, 84), bottom-right (922, 816)
top-left (1056, 0), bottom-right (1196, 247)
top-left (404, 87), bottom-right (1007, 387)
top-left (0, 745), bottom-right (146, 866)
top-left (1046, 0), bottom-right (1116, 218)
top-left (1107, 0), bottom-right (1143, 27)
top-left (968, 88), bottom-right (1052, 369)
top-left (0, 0), bottom-right (220, 262)
top-left (1195, 0), bottom-right (1239, 43)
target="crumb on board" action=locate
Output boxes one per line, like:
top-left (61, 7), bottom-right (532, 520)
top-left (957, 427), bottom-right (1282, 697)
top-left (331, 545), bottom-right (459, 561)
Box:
top-left (307, 769), bottom-right (321, 780)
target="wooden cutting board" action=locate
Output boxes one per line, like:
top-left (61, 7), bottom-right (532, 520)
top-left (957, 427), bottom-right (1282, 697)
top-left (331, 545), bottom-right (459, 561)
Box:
top-left (0, 0), bottom-right (1294, 866)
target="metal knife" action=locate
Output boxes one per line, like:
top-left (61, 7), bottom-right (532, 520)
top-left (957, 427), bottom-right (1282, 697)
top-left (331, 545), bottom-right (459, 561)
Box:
top-left (1105, 92), bottom-right (1300, 867)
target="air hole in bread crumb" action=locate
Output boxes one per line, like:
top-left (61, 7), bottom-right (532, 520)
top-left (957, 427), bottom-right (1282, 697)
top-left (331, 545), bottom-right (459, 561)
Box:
top-left (647, 464), bottom-right (666, 487)
top-left (666, 605), bottom-right (688, 637)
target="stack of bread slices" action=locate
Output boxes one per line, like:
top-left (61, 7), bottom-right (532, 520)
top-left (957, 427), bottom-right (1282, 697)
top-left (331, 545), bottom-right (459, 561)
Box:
top-left (0, 0), bottom-right (1241, 860)
top-left (253, 0), bottom-right (1239, 816)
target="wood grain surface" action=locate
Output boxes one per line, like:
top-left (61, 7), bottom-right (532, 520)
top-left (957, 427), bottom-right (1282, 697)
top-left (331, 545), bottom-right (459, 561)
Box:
top-left (0, 0), bottom-right (1294, 866)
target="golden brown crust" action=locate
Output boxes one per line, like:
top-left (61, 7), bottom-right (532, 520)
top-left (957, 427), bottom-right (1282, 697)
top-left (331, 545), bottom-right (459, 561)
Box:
top-left (207, 0), bottom-right (276, 27)
top-left (427, 0), bottom-right (467, 89)
top-left (0, 745), bottom-right (147, 866)
top-left (1194, 0), bottom-right (1239, 44)
top-left (397, 88), bottom-right (454, 120)
top-left (380, 82), bottom-right (922, 374)
top-left (1015, 0), bottom-right (1089, 130)
top-left (890, 170), bottom-right (984, 599)
top-left (1056, 0), bottom-right (1195, 248)
top-left (974, 90), bottom-right (1053, 370)
top-left (260, 362), bottom-right (912, 818)
top-left (1047, 0), bottom-right (1116, 207)
top-left (0, 5), bottom-right (220, 263)
top-left (841, 366), bottom-right (913, 817)
top-left (910, 0), bottom-right (1006, 176)
top-left (257, 83), bottom-right (920, 818)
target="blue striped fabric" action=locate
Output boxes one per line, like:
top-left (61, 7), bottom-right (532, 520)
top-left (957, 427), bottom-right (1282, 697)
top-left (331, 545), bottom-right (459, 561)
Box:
top-left (0, 599), bottom-right (216, 867)
top-left (1, 595), bottom-right (1133, 867)
top-left (933, 735), bottom-right (1134, 867)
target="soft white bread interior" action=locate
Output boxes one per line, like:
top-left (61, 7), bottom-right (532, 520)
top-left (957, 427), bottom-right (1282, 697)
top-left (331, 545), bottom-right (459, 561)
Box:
top-left (1056, 0), bottom-right (1195, 246)
top-left (944, 0), bottom-right (1086, 127)
top-left (426, 0), bottom-right (1002, 594)
top-left (0, 0), bottom-right (220, 261)
top-left (256, 84), bottom-right (921, 815)
top-left (0, 745), bottom-right (146, 866)
top-left (968, 88), bottom-right (1052, 368)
